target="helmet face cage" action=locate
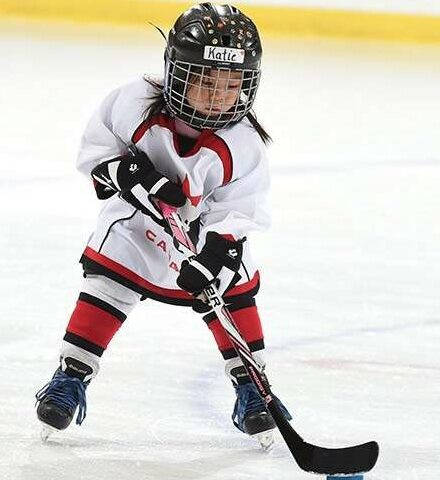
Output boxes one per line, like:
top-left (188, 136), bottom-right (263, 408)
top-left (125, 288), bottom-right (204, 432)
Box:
top-left (164, 57), bottom-right (261, 130)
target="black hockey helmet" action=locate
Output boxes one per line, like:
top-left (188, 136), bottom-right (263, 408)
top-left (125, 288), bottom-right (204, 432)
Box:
top-left (164, 3), bottom-right (262, 130)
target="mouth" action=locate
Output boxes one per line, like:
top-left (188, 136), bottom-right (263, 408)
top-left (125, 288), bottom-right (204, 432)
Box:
top-left (196, 106), bottom-right (223, 116)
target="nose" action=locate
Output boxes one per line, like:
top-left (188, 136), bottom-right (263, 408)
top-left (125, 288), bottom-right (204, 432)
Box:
top-left (209, 84), bottom-right (227, 104)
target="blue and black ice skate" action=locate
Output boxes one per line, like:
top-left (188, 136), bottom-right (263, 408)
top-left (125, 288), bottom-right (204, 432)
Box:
top-left (35, 357), bottom-right (90, 440)
top-left (232, 367), bottom-right (292, 449)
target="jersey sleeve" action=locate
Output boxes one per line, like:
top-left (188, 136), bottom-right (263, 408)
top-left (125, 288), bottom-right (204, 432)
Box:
top-left (76, 78), bottom-right (149, 179)
top-left (76, 87), bottom-right (128, 178)
top-left (198, 130), bottom-right (271, 245)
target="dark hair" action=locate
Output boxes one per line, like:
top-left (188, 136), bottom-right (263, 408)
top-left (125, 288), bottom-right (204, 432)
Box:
top-left (143, 78), bottom-right (272, 144)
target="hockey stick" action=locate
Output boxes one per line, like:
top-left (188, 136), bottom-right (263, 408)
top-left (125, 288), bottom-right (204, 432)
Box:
top-left (159, 201), bottom-right (379, 475)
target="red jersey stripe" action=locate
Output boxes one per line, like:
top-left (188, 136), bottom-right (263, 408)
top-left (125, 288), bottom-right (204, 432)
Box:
top-left (131, 113), bottom-right (233, 185)
top-left (83, 246), bottom-right (192, 300)
top-left (202, 134), bottom-right (233, 185)
top-left (82, 246), bottom-right (259, 301)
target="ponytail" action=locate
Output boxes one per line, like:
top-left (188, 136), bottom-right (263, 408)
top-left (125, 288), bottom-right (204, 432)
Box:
top-left (246, 111), bottom-right (272, 145)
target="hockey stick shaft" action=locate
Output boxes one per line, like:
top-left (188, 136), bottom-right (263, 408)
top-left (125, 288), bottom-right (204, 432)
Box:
top-left (159, 202), bottom-right (379, 475)
top-left (159, 202), bottom-right (267, 381)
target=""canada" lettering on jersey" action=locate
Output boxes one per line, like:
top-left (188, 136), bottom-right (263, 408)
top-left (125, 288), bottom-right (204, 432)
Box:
top-left (203, 46), bottom-right (245, 64)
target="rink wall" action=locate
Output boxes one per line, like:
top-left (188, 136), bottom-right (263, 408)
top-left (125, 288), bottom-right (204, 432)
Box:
top-left (2, 0), bottom-right (440, 43)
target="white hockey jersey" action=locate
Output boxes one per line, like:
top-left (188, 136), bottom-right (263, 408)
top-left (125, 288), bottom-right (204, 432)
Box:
top-left (77, 77), bottom-right (270, 305)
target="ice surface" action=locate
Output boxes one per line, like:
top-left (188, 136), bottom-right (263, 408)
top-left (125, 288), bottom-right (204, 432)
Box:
top-left (0, 18), bottom-right (439, 480)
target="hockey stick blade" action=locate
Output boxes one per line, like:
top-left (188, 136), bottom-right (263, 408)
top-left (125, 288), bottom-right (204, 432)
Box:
top-left (268, 401), bottom-right (379, 474)
top-left (158, 202), bottom-right (379, 475)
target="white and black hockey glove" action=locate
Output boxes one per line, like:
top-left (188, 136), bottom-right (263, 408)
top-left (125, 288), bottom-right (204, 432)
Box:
top-left (91, 150), bottom-right (186, 224)
top-left (177, 232), bottom-right (244, 300)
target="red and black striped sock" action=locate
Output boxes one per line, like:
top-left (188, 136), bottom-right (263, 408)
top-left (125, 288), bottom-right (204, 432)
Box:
top-left (203, 299), bottom-right (265, 360)
top-left (63, 292), bottom-right (127, 357)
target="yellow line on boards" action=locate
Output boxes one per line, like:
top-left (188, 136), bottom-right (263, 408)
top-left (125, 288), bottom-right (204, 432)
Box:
top-left (2, 0), bottom-right (440, 43)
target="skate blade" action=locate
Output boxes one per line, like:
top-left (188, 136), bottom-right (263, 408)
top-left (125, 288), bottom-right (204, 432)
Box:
top-left (40, 423), bottom-right (58, 442)
top-left (253, 429), bottom-right (275, 451)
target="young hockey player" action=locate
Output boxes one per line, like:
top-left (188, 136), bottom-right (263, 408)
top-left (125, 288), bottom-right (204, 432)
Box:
top-left (35, 2), bottom-right (291, 447)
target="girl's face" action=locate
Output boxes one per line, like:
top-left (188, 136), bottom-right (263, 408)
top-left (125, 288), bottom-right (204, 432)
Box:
top-left (186, 69), bottom-right (242, 117)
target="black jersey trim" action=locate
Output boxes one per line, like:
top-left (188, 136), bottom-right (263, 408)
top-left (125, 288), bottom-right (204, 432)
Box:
top-left (80, 255), bottom-right (194, 307)
top-left (98, 208), bottom-right (138, 253)
top-left (241, 261), bottom-right (251, 282)
top-left (80, 248), bottom-right (259, 308)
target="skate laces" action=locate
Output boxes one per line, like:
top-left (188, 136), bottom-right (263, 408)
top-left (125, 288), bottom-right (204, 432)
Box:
top-left (232, 383), bottom-right (267, 432)
top-left (35, 370), bottom-right (88, 425)
top-left (232, 383), bottom-right (293, 432)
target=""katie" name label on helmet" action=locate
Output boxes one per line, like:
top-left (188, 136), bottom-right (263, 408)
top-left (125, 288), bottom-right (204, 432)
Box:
top-left (204, 46), bottom-right (245, 64)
